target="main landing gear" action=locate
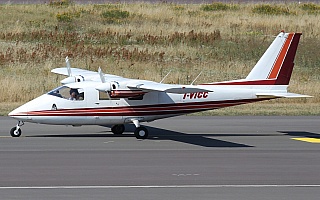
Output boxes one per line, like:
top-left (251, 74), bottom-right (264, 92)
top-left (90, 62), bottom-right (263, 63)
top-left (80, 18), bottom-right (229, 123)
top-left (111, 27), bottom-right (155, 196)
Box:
top-left (134, 127), bottom-right (148, 139)
top-left (10, 121), bottom-right (24, 137)
top-left (132, 119), bottom-right (148, 139)
top-left (111, 120), bottom-right (149, 139)
top-left (10, 121), bottom-right (149, 139)
top-left (111, 124), bottom-right (125, 135)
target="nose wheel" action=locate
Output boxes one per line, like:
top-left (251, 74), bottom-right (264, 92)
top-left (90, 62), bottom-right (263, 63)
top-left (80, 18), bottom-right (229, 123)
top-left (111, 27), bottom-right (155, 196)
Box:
top-left (10, 121), bottom-right (24, 137)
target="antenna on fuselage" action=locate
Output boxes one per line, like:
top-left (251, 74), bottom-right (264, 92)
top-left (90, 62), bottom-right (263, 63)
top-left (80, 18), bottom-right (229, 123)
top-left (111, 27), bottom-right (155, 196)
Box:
top-left (190, 71), bottom-right (203, 85)
top-left (65, 56), bottom-right (72, 77)
top-left (160, 70), bottom-right (172, 83)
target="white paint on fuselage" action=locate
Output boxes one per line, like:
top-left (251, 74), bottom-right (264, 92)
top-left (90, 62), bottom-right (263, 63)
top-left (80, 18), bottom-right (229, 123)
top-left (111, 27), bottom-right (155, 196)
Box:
top-left (9, 81), bottom-right (285, 126)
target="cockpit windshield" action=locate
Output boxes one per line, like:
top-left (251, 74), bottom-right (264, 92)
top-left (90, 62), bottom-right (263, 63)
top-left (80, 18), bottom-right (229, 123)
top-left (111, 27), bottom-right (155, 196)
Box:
top-left (48, 86), bottom-right (84, 101)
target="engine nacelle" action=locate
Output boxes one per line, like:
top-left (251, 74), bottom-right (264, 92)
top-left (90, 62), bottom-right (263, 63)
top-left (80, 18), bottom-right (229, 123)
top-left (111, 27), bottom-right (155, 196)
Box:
top-left (95, 81), bottom-right (146, 98)
top-left (61, 75), bottom-right (85, 84)
top-left (95, 83), bottom-right (112, 92)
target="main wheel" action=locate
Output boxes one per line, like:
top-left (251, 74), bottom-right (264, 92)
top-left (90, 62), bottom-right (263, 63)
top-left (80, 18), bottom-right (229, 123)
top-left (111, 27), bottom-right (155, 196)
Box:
top-left (10, 127), bottom-right (22, 137)
top-left (134, 127), bottom-right (148, 139)
top-left (111, 124), bottom-right (125, 135)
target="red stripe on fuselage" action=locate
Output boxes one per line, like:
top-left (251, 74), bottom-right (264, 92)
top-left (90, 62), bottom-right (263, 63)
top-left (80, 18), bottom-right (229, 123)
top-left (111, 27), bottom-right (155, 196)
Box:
top-left (13, 99), bottom-right (269, 117)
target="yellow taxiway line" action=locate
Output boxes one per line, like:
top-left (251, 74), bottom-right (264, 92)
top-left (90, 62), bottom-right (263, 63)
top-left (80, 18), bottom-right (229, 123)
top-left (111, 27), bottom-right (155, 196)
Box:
top-left (291, 138), bottom-right (320, 143)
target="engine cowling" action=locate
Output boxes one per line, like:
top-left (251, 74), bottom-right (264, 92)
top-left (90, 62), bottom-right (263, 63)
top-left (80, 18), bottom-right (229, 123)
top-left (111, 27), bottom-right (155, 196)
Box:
top-left (95, 82), bottom-right (146, 98)
top-left (109, 90), bottom-right (146, 98)
top-left (61, 75), bottom-right (85, 84)
top-left (95, 83), bottom-right (112, 92)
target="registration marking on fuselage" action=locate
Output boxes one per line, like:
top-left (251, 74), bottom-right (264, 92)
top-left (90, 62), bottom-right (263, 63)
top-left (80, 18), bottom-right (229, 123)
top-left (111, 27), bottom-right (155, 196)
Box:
top-left (291, 138), bottom-right (320, 143)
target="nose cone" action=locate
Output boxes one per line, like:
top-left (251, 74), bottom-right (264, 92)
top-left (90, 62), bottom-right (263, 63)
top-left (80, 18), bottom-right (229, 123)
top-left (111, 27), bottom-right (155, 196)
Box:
top-left (8, 103), bottom-right (29, 120)
top-left (9, 94), bottom-right (56, 122)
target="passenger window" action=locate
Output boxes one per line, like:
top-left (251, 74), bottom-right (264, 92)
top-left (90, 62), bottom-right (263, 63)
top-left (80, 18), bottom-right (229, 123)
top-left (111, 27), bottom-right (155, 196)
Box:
top-left (99, 91), bottom-right (110, 100)
top-left (98, 91), bottom-right (121, 100)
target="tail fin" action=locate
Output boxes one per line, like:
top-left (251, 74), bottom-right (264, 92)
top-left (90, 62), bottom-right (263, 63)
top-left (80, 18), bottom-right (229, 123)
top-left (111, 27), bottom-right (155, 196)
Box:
top-left (201, 32), bottom-right (311, 98)
top-left (246, 31), bottom-right (301, 85)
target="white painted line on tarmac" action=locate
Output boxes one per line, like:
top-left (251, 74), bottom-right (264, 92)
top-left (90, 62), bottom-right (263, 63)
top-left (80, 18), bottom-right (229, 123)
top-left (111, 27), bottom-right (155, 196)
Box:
top-left (103, 141), bottom-right (114, 144)
top-left (172, 174), bottom-right (200, 176)
top-left (0, 185), bottom-right (320, 189)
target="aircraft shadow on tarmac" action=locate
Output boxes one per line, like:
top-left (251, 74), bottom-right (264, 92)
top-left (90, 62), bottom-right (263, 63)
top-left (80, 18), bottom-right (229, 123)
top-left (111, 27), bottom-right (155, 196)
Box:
top-left (28, 124), bottom-right (256, 148)
top-left (142, 126), bottom-right (254, 148)
top-left (279, 131), bottom-right (320, 138)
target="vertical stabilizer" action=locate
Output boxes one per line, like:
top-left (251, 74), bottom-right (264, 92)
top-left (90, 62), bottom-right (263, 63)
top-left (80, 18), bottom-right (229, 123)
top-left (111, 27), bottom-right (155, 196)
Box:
top-left (246, 32), bottom-right (301, 85)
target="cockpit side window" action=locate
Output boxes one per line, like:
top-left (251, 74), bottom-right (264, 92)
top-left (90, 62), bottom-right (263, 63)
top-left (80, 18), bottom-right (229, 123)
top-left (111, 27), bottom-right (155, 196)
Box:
top-left (48, 86), bottom-right (84, 101)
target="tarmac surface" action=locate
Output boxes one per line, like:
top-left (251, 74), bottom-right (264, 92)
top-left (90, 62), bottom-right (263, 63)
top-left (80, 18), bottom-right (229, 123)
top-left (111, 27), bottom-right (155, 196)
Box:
top-left (0, 115), bottom-right (320, 199)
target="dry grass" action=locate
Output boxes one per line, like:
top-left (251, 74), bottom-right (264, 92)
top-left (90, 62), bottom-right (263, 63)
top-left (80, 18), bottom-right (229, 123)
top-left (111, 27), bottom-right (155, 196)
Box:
top-left (0, 2), bottom-right (319, 115)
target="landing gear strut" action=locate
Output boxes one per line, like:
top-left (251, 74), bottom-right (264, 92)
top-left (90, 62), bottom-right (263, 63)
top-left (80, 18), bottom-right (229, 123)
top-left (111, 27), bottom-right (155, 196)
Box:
top-left (132, 119), bottom-right (148, 139)
top-left (10, 121), bottom-right (24, 137)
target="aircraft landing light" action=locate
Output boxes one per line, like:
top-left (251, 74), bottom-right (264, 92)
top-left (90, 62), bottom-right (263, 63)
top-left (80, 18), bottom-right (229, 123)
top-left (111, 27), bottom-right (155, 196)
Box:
top-left (291, 138), bottom-right (320, 143)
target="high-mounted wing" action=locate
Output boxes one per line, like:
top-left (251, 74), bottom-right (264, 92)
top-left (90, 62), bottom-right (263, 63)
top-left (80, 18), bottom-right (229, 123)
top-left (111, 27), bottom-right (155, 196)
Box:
top-left (52, 57), bottom-right (211, 94)
top-left (51, 67), bottom-right (99, 77)
top-left (51, 56), bottom-right (99, 77)
top-left (51, 57), bottom-right (122, 84)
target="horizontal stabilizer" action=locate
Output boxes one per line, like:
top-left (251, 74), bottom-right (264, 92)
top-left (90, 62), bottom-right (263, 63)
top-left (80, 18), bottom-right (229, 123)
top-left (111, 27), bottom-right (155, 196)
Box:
top-left (127, 82), bottom-right (212, 94)
top-left (256, 92), bottom-right (312, 98)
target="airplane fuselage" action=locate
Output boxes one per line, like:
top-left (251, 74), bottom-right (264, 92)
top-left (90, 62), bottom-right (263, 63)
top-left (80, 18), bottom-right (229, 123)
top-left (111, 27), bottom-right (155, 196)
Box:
top-left (9, 81), bottom-right (274, 126)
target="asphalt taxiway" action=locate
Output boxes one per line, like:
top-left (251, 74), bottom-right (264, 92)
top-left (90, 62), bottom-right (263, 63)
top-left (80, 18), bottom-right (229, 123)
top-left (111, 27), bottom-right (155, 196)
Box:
top-left (0, 116), bottom-right (319, 199)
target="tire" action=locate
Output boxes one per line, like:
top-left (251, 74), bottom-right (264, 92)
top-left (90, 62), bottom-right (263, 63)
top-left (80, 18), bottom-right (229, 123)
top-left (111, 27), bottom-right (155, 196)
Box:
top-left (10, 127), bottom-right (22, 137)
top-left (134, 127), bottom-right (148, 139)
top-left (111, 124), bottom-right (125, 135)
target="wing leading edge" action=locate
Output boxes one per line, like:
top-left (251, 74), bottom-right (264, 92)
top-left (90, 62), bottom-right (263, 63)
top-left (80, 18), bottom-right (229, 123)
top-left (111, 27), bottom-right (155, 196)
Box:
top-left (51, 67), bottom-right (98, 77)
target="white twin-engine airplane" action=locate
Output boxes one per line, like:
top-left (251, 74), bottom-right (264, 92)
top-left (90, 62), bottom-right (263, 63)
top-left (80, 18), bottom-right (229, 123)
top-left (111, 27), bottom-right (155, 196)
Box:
top-left (9, 31), bottom-right (311, 139)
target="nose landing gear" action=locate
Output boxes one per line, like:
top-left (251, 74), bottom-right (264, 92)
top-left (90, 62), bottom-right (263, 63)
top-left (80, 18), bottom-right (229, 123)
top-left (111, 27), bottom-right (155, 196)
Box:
top-left (10, 121), bottom-right (24, 137)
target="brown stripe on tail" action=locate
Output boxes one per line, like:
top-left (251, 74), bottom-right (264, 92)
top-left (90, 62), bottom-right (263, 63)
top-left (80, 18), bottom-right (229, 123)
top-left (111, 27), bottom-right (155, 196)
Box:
top-left (274, 33), bottom-right (302, 85)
